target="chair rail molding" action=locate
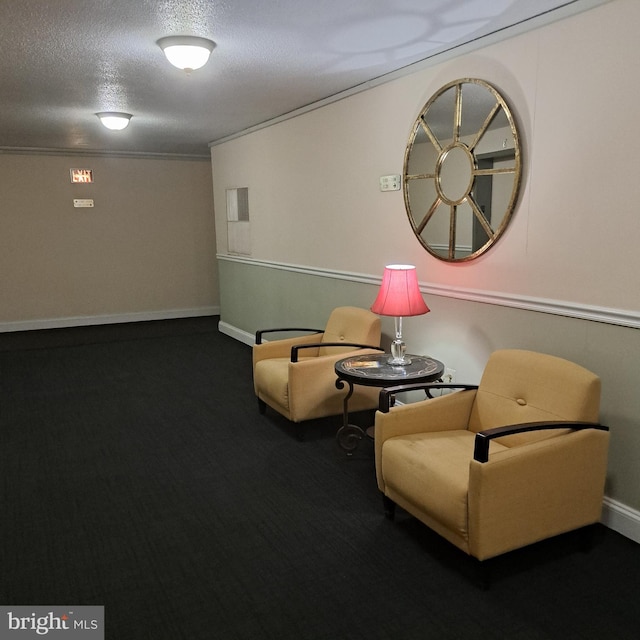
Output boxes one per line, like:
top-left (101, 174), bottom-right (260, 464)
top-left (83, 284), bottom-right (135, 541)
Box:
top-left (217, 254), bottom-right (640, 330)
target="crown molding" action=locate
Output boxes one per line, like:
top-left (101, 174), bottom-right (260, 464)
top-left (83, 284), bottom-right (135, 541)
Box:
top-left (0, 146), bottom-right (210, 161)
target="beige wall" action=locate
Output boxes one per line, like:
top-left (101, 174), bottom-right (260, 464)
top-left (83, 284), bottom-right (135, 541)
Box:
top-left (212, 0), bottom-right (640, 538)
top-left (213, 0), bottom-right (638, 312)
top-left (1, 153), bottom-right (218, 329)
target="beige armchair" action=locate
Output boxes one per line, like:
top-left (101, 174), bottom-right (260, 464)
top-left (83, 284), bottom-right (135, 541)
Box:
top-left (253, 306), bottom-right (382, 424)
top-left (375, 349), bottom-right (609, 575)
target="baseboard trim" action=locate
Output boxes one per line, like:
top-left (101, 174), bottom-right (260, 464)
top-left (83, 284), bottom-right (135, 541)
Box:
top-left (602, 497), bottom-right (640, 544)
top-left (218, 320), bottom-right (255, 346)
top-left (0, 306), bottom-right (220, 333)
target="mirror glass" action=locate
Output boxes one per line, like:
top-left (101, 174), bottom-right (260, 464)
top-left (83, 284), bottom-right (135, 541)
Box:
top-left (403, 79), bottom-right (522, 261)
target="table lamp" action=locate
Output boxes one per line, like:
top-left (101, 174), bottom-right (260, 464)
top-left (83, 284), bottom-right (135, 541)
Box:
top-left (371, 264), bottom-right (430, 365)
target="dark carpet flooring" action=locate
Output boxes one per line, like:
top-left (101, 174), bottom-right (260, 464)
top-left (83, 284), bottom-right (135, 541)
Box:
top-left (1, 317), bottom-right (639, 639)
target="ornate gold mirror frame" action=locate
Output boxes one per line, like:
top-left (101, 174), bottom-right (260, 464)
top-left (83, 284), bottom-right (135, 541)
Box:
top-left (403, 78), bottom-right (522, 262)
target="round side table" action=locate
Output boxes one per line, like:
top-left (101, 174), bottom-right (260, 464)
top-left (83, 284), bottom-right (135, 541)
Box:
top-left (334, 353), bottom-right (444, 453)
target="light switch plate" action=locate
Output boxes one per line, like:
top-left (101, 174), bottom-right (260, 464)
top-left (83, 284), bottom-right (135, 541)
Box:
top-left (379, 174), bottom-right (401, 191)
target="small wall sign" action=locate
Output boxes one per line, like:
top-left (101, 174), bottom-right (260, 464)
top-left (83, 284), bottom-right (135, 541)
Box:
top-left (70, 168), bottom-right (93, 183)
top-left (73, 199), bottom-right (94, 208)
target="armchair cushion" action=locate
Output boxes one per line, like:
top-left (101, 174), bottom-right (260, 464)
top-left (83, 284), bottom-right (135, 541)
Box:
top-left (375, 389), bottom-right (477, 489)
top-left (468, 349), bottom-right (601, 446)
top-left (382, 431), bottom-right (509, 540)
top-left (318, 305), bottom-right (382, 357)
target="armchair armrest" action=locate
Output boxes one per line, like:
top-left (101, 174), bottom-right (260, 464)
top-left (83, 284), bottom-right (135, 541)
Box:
top-left (473, 421), bottom-right (609, 463)
top-left (255, 327), bottom-right (322, 345)
top-left (291, 343), bottom-right (383, 363)
top-left (379, 383), bottom-right (479, 412)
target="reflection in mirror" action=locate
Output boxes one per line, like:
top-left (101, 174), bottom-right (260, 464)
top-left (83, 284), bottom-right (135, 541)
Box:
top-left (438, 145), bottom-right (473, 203)
top-left (403, 79), bottom-right (522, 261)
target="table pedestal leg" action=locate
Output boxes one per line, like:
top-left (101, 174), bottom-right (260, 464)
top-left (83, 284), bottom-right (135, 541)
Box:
top-left (335, 378), bottom-right (364, 454)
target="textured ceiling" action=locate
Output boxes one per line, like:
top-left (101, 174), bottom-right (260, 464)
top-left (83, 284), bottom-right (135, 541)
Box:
top-left (0, 0), bottom-right (602, 157)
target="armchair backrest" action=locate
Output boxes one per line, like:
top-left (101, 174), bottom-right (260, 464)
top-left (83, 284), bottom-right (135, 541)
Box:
top-left (318, 306), bottom-right (381, 357)
top-left (468, 349), bottom-right (601, 446)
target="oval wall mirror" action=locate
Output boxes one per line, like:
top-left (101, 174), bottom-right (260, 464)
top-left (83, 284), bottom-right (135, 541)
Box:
top-left (403, 78), bottom-right (522, 262)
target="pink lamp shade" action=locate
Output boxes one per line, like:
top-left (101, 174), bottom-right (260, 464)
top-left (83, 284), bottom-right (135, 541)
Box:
top-left (371, 264), bottom-right (429, 317)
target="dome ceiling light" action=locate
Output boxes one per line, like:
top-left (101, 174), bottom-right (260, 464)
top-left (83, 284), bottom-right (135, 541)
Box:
top-left (157, 36), bottom-right (216, 73)
top-left (96, 112), bottom-right (132, 131)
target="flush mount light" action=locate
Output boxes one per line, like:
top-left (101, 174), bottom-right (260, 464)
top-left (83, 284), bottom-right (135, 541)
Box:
top-left (96, 112), bottom-right (132, 131)
top-left (157, 36), bottom-right (216, 72)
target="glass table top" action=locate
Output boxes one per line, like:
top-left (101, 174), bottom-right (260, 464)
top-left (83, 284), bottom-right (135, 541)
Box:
top-left (335, 353), bottom-right (444, 383)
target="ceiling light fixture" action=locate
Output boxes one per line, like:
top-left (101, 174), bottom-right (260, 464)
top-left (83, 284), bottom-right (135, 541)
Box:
top-left (157, 36), bottom-right (216, 73)
top-left (96, 112), bottom-right (132, 131)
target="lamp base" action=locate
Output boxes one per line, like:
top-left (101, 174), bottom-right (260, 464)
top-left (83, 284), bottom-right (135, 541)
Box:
top-left (387, 339), bottom-right (411, 366)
